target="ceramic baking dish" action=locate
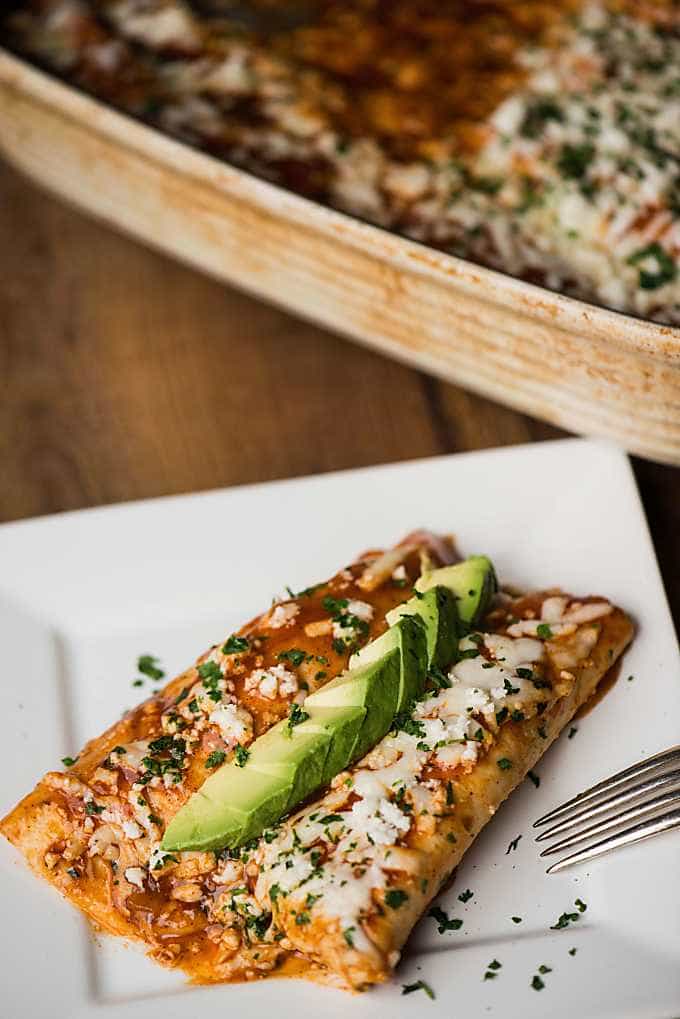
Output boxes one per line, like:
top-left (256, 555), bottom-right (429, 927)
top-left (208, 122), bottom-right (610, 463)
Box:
top-left (1, 48), bottom-right (679, 464)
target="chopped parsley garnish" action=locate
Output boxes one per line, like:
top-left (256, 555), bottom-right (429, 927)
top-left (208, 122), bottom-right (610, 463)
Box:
top-left (294, 911), bottom-right (310, 926)
top-left (66, 867), bottom-right (79, 879)
top-left (234, 744), bottom-right (250, 768)
top-left (322, 595), bottom-right (348, 615)
top-left (538, 965), bottom-right (552, 974)
top-left (551, 911), bottom-right (580, 930)
top-left (61, 756), bottom-right (78, 767)
top-left (277, 648), bottom-right (311, 667)
top-left (385, 889), bottom-right (409, 910)
top-left (516, 667), bottom-right (533, 680)
top-left (627, 243), bottom-right (677, 290)
top-left (506, 834), bottom-right (522, 854)
top-left (319, 813), bottom-right (343, 825)
top-left (496, 706), bottom-right (509, 725)
top-left (402, 980), bottom-right (435, 1000)
top-left (84, 801), bottom-right (104, 815)
top-left (427, 665), bottom-right (451, 690)
top-left (568, 726), bottom-right (578, 740)
top-left (137, 654), bottom-right (164, 681)
top-left (205, 750), bottom-right (227, 769)
top-left (569, 947), bottom-right (577, 956)
top-left (488, 959), bottom-right (502, 970)
top-left (343, 927), bottom-right (356, 947)
top-left (497, 757), bottom-right (512, 771)
top-left (197, 659), bottom-right (222, 687)
top-left (484, 971), bottom-right (497, 980)
top-left (222, 635), bottom-right (250, 655)
top-left (132, 679), bottom-right (144, 688)
top-left (557, 142), bottom-right (595, 180)
top-left (285, 702), bottom-right (310, 735)
top-left (503, 677), bottom-right (520, 695)
top-left (391, 714), bottom-right (426, 738)
top-left (575, 898), bottom-right (587, 913)
top-left (458, 889), bottom-right (474, 903)
top-left (528, 770), bottom-right (541, 788)
top-left (536, 623), bottom-right (553, 639)
top-left (511, 916), bottom-right (522, 924)
top-left (174, 686), bottom-right (190, 705)
top-left (428, 905), bottom-right (463, 932)
top-left (521, 99), bottom-right (564, 138)
top-left (531, 975), bottom-right (545, 991)
top-left (446, 781), bottom-right (455, 806)
top-left (512, 709), bottom-right (525, 722)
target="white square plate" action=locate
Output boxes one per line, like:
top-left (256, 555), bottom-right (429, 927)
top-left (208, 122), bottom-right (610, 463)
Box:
top-left (1, 438), bottom-right (678, 1019)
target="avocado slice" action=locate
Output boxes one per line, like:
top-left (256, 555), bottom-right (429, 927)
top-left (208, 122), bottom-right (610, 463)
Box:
top-left (385, 585), bottom-right (460, 669)
top-left (348, 614), bottom-right (427, 712)
top-left (162, 764), bottom-right (291, 852)
top-left (306, 646), bottom-right (404, 762)
top-left (416, 555), bottom-right (497, 627)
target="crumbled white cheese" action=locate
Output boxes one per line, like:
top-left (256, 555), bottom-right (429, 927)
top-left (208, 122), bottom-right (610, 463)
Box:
top-left (267, 602), bottom-right (299, 629)
top-left (244, 664), bottom-right (298, 700)
top-left (122, 820), bottom-right (143, 840)
top-left (124, 866), bottom-right (146, 889)
top-left (208, 702), bottom-right (253, 744)
top-left (346, 600), bottom-right (374, 623)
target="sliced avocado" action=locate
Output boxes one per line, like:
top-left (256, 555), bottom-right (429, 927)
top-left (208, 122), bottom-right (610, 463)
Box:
top-left (349, 614), bottom-right (427, 712)
top-left (416, 555), bottom-right (497, 627)
top-left (162, 765), bottom-right (290, 852)
top-left (385, 585), bottom-right (459, 669)
top-left (307, 647), bottom-right (403, 761)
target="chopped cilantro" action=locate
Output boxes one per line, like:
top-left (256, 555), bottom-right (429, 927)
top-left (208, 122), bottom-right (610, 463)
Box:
top-left (627, 243), bottom-right (677, 290)
top-left (506, 835), bottom-right (522, 854)
top-left (531, 975), bottom-right (545, 991)
top-left (137, 654), bottom-right (164, 681)
top-left (551, 911), bottom-right (580, 930)
top-left (385, 889), bottom-right (409, 910)
top-left (277, 648), bottom-right (311, 667)
top-left (285, 703), bottom-right (310, 735)
top-left (392, 714), bottom-right (426, 738)
top-left (557, 142), bottom-right (595, 180)
top-left (538, 965), bottom-right (552, 974)
top-left (61, 756), bottom-right (78, 767)
top-left (575, 898), bottom-right (587, 912)
top-left (488, 959), bottom-right (502, 971)
top-left (536, 623), bottom-right (553, 639)
top-left (174, 686), bottom-right (190, 705)
top-left (428, 905), bottom-right (463, 932)
top-left (66, 867), bottom-right (79, 879)
top-left (84, 801), bottom-right (104, 815)
top-left (205, 750), bottom-right (227, 769)
top-left (528, 771), bottom-right (541, 788)
top-left (343, 927), bottom-right (356, 948)
top-left (458, 889), bottom-right (473, 903)
top-left (402, 980), bottom-right (435, 1000)
top-left (511, 916), bottom-right (522, 924)
top-left (569, 947), bottom-right (577, 956)
top-left (446, 781), bottom-right (455, 806)
top-left (497, 757), bottom-right (512, 771)
top-left (512, 709), bottom-right (525, 722)
top-left (132, 679), bottom-right (144, 688)
top-left (503, 677), bottom-right (520, 695)
top-left (568, 727), bottom-right (578, 740)
top-left (516, 667), bottom-right (534, 680)
top-left (222, 635), bottom-right (250, 655)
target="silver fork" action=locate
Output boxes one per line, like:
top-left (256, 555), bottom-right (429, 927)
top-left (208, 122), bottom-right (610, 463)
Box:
top-left (533, 746), bottom-right (680, 873)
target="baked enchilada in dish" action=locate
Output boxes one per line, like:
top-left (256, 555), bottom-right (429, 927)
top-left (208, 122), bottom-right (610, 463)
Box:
top-left (3, 0), bottom-right (679, 324)
top-left (1, 531), bottom-right (633, 991)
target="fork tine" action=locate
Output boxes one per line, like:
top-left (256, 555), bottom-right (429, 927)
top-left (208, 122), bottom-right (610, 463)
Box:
top-left (539, 788), bottom-right (680, 857)
top-left (533, 745), bottom-right (680, 828)
top-left (535, 767), bottom-right (680, 842)
top-left (545, 804), bottom-right (680, 873)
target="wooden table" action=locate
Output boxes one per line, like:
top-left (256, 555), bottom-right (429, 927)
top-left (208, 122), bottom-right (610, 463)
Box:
top-left (1, 161), bottom-right (678, 628)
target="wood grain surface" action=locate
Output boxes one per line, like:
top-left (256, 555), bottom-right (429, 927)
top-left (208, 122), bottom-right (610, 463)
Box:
top-left (1, 161), bottom-right (678, 627)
